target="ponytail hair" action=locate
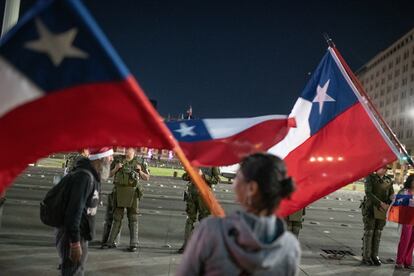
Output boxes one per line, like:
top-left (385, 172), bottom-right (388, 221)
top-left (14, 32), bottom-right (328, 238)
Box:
top-left (240, 153), bottom-right (295, 213)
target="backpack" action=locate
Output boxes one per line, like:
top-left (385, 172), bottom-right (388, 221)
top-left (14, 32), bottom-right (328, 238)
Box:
top-left (40, 169), bottom-right (93, 227)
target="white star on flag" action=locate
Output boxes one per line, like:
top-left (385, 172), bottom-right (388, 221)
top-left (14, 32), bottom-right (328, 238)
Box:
top-left (25, 18), bottom-right (88, 66)
top-left (312, 79), bottom-right (335, 114)
top-left (174, 122), bottom-right (196, 137)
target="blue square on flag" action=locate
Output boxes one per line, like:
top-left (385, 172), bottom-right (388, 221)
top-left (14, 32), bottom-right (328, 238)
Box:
top-left (300, 52), bottom-right (359, 135)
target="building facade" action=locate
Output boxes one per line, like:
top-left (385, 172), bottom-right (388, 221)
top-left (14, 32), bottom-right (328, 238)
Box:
top-left (357, 28), bottom-right (414, 155)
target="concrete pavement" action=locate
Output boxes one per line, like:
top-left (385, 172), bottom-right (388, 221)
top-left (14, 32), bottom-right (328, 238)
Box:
top-left (0, 166), bottom-right (412, 275)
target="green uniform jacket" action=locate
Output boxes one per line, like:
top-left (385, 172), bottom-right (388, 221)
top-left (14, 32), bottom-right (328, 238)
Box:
top-left (362, 173), bottom-right (394, 218)
top-left (183, 167), bottom-right (220, 200)
top-left (112, 156), bottom-right (149, 201)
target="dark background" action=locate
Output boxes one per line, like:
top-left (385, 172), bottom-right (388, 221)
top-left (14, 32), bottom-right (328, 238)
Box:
top-left (2, 0), bottom-right (414, 118)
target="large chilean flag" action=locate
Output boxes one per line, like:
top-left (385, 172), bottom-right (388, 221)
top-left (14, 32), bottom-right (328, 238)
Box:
top-left (269, 48), bottom-right (399, 217)
top-left (167, 115), bottom-right (293, 167)
top-left (0, 0), bottom-right (175, 193)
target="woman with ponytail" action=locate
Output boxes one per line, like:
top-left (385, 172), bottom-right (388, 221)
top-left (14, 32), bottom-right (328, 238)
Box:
top-left (177, 153), bottom-right (300, 276)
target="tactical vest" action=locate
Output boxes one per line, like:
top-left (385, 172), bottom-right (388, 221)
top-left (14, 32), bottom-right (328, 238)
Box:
top-left (361, 174), bottom-right (393, 218)
top-left (114, 157), bottom-right (140, 187)
top-left (186, 167), bottom-right (220, 198)
top-left (366, 174), bottom-right (393, 204)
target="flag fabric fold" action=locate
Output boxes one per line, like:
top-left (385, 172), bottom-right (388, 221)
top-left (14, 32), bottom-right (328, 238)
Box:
top-left (0, 0), bottom-right (175, 193)
top-left (167, 115), bottom-right (293, 167)
top-left (388, 193), bottom-right (414, 225)
top-left (269, 48), bottom-right (399, 217)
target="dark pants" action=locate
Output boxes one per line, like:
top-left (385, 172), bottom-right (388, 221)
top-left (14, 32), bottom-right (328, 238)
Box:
top-left (182, 194), bottom-right (210, 247)
top-left (56, 229), bottom-right (88, 276)
top-left (102, 192), bottom-right (120, 245)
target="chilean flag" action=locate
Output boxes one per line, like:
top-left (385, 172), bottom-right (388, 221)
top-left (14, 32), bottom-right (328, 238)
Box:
top-left (388, 193), bottom-right (414, 225)
top-left (270, 48), bottom-right (399, 217)
top-left (167, 115), bottom-right (293, 167)
top-left (0, 0), bottom-right (175, 193)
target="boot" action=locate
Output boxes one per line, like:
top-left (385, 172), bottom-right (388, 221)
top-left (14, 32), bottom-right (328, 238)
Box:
top-left (115, 229), bottom-right (121, 246)
top-left (106, 219), bottom-right (122, 248)
top-left (101, 223), bottom-right (121, 248)
top-left (371, 230), bottom-right (382, 266)
top-left (362, 230), bottom-right (374, 265)
top-left (128, 221), bottom-right (139, 252)
top-left (178, 219), bottom-right (194, 253)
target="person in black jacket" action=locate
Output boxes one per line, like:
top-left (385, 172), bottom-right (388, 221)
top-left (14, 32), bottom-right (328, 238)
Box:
top-left (56, 147), bottom-right (113, 276)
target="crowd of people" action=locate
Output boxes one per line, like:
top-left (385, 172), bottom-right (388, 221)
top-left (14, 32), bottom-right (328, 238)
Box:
top-left (50, 148), bottom-right (413, 275)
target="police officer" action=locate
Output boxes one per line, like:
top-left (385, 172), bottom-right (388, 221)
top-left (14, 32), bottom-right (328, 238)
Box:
top-left (178, 167), bottom-right (220, 253)
top-left (361, 165), bottom-right (394, 266)
top-left (285, 209), bottom-right (305, 237)
top-left (104, 147), bottom-right (149, 252)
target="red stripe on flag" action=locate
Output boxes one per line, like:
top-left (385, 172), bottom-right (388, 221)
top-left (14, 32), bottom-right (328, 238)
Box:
top-left (0, 76), bottom-right (173, 193)
top-left (277, 103), bottom-right (396, 217)
top-left (179, 118), bottom-right (290, 167)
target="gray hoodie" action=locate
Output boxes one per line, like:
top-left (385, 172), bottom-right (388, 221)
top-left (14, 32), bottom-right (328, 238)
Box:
top-left (176, 211), bottom-right (301, 276)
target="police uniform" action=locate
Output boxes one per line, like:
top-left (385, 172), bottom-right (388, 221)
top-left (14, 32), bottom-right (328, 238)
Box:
top-left (65, 153), bottom-right (84, 173)
top-left (178, 167), bottom-right (220, 252)
top-left (101, 190), bottom-right (119, 247)
top-left (285, 209), bottom-right (305, 237)
top-left (105, 155), bottom-right (148, 251)
top-left (361, 172), bottom-right (394, 265)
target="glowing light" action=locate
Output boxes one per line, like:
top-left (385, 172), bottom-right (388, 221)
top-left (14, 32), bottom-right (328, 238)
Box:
top-left (338, 156), bottom-right (344, 161)
top-left (326, 156), bottom-right (334, 162)
top-left (317, 157), bottom-right (324, 162)
top-left (147, 149), bottom-right (153, 159)
top-left (310, 157), bottom-right (316, 162)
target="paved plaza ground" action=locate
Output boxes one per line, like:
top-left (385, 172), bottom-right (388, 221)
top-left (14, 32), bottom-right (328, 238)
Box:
top-left (0, 166), bottom-right (412, 275)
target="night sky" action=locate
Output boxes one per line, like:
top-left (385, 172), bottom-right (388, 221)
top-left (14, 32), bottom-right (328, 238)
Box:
top-left (2, 0), bottom-right (414, 118)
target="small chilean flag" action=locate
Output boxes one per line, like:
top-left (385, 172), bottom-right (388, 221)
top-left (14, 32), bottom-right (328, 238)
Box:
top-left (167, 115), bottom-right (294, 167)
top-left (0, 0), bottom-right (174, 193)
top-left (270, 48), bottom-right (399, 217)
top-left (388, 192), bottom-right (414, 225)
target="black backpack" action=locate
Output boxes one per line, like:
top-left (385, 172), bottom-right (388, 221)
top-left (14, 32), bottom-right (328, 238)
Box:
top-left (40, 169), bottom-right (93, 227)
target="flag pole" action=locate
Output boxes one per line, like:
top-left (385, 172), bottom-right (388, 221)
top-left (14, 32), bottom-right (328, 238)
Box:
top-left (323, 34), bottom-right (414, 167)
top-left (1, 0), bottom-right (20, 36)
top-left (174, 146), bottom-right (225, 217)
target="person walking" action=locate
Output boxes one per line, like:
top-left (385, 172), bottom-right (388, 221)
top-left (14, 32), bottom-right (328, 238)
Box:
top-left (56, 147), bottom-right (113, 275)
